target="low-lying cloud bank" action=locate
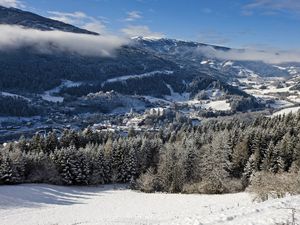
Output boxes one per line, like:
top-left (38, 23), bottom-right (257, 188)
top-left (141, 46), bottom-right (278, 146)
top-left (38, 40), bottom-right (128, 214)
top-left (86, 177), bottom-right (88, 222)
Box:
top-left (198, 45), bottom-right (300, 64)
top-left (0, 25), bottom-right (129, 56)
top-left (0, 24), bottom-right (299, 64)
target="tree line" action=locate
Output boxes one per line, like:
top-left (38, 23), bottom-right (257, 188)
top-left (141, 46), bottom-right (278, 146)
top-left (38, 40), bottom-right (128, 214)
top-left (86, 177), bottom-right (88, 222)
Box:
top-left (1, 112), bottom-right (300, 194)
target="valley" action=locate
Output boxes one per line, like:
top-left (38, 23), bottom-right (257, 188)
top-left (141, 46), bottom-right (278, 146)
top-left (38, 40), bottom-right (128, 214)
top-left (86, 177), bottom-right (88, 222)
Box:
top-left (1, 3), bottom-right (300, 225)
top-left (1, 5), bottom-right (300, 144)
top-left (1, 63), bottom-right (299, 143)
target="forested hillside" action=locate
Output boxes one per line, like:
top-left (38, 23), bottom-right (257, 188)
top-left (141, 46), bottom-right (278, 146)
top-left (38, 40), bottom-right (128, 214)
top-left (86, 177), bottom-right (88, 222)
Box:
top-left (0, 95), bottom-right (39, 116)
top-left (1, 112), bottom-right (300, 195)
top-left (0, 46), bottom-right (176, 93)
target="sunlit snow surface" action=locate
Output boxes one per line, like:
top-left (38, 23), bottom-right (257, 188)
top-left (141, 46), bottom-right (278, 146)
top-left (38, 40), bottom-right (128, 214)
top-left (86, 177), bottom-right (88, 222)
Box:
top-left (41, 80), bottom-right (82, 103)
top-left (203, 100), bottom-right (231, 111)
top-left (272, 106), bottom-right (300, 117)
top-left (0, 184), bottom-right (299, 225)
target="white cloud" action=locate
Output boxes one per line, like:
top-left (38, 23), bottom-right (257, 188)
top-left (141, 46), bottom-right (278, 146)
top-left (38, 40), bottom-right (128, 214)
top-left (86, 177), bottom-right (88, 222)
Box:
top-left (83, 22), bottom-right (107, 34)
top-left (125, 11), bottom-right (142, 21)
top-left (0, 25), bottom-right (129, 56)
top-left (121, 25), bottom-right (164, 39)
top-left (243, 0), bottom-right (300, 15)
top-left (0, 0), bottom-right (24, 8)
top-left (197, 45), bottom-right (300, 64)
top-left (48, 11), bottom-right (107, 34)
top-left (48, 11), bottom-right (87, 24)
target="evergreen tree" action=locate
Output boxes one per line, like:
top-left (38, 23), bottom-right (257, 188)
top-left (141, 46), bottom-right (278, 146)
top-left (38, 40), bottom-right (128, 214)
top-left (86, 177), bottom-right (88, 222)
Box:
top-left (242, 153), bottom-right (256, 187)
top-left (290, 142), bottom-right (300, 172)
top-left (0, 155), bottom-right (13, 184)
top-left (182, 140), bottom-right (198, 183)
top-left (125, 148), bottom-right (138, 182)
top-left (17, 136), bottom-right (29, 153)
top-left (0, 150), bottom-right (25, 184)
top-left (261, 140), bottom-right (275, 171)
top-left (231, 136), bottom-right (249, 177)
top-left (89, 144), bottom-right (109, 184)
top-left (45, 132), bottom-right (58, 154)
top-left (200, 132), bottom-right (231, 185)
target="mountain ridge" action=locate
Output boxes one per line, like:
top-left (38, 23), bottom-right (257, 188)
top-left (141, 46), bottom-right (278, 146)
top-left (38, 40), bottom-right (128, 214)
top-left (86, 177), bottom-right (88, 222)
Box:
top-left (0, 6), bottom-right (98, 35)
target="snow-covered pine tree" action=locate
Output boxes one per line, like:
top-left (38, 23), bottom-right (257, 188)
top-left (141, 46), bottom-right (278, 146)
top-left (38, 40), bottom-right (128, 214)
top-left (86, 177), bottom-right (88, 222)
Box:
top-left (199, 131), bottom-right (232, 193)
top-left (242, 153), bottom-right (256, 187)
top-left (30, 134), bottom-right (44, 153)
top-left (71, 148), bottom-right (90, 185)
top-left (0, 150), bottom-right (25, 184)
top-left (88, 144), bottom-right (108, 184)
top-left (52, 147), bottom-right (74, 185)
top-left (261, 140), bottom-right (275, 171)
top-left (0, 155), bottom-right (13, 184)
top-left (111, 139), bottom-right (126, 183)
top-left (250, 133), bottom-right (262, 171)
top-left (17, 135), bottom-right (29, 153)
top-left (182, 139), bottom-right (198, 183)
top-left (231, 135), bottom-right (249, 178)
top-left (279, 133), bottom-right (294, 171)
top-left (125, 147), bottom-right (138, 182)
top-left (290, 141), bottom-right (300, 172)
top-left (269, 142), bottom-right (283, 173)
top-left (45, 132), bottom-right (59, 154)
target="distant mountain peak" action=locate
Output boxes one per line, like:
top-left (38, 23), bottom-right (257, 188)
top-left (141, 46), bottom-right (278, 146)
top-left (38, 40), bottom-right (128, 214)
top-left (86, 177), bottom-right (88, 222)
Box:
top-left (131, 36), bottom-right (164, 41)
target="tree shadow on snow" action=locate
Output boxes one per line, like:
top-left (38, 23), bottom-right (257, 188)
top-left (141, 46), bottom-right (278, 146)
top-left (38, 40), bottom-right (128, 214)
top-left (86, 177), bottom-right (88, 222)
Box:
top-left (0, 184), bottom-right (127, 209)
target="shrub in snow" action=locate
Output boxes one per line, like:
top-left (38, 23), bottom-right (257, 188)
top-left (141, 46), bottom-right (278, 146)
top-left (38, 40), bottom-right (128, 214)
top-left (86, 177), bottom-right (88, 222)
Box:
top-left (136, 168), bottom-right (162, 193)
top-left (249, 172), bottom-right (300, 202)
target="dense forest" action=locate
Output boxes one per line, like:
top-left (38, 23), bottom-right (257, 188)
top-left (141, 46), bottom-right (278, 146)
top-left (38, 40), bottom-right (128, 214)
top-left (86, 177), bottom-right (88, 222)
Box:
top-left (0, 95), bottom-right (39, 117)
top-left (1, 112), bottom-right (300, 196)
top-left (61, 74), bottom-right (249, 99)
top-left (0, 46), bottom-right (175, 93)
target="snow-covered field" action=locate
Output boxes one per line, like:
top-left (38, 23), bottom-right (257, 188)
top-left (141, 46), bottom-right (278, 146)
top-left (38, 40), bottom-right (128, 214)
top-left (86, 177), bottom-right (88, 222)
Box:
top-left (102, 70), bottom-right (174, 86)
top-left (272, 106), bottom-right (300, 116)
top-left (1, 184), bottom-right (299, 225)
top-left (203, 100), bottom-right (231, 111)
top-left (1, 92), bottom-right (30, 101)
top-left (41, 80), bottom-right (82, 103)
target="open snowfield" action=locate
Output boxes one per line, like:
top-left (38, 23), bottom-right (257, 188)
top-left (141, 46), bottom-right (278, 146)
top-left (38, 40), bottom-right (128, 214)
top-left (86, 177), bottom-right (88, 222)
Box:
top-left (1, 184), bottom-right (300, 225)
top-left (272, 106), bottom-right (300, 117)
top-left (203, 100), bottom-right (231, 111)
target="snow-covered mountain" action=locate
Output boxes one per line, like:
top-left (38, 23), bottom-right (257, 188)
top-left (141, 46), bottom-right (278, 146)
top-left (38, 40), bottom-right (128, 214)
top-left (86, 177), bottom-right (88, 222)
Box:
top-left (1, 6), bottom-right (299, 115)
top-left (132, 37), bottom-right (295, 79)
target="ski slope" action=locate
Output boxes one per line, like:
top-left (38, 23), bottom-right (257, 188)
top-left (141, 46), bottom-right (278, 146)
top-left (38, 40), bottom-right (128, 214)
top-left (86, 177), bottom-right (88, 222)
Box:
top-left (0, 184), bottom-right (299, 225)
top-left (102, 70), bottom-right (174, 86)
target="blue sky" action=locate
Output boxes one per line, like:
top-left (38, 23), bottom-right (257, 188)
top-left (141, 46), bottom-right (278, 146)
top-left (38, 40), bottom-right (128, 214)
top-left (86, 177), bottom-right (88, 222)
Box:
top-left (2, 0), bottom-right (300, 49)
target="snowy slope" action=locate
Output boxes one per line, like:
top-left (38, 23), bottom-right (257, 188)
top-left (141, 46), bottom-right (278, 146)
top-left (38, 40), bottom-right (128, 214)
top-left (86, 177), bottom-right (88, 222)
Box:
top-left (101, 70), bottom-right (174, 86)
top-left (272, 106), bottom-right (300, 116)
top-left (0, 184), bottom-right (299, 225)
top-left (41, 80), bottom-right (82, 103)
top-left (1, 92), bottom-right (30, 101)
